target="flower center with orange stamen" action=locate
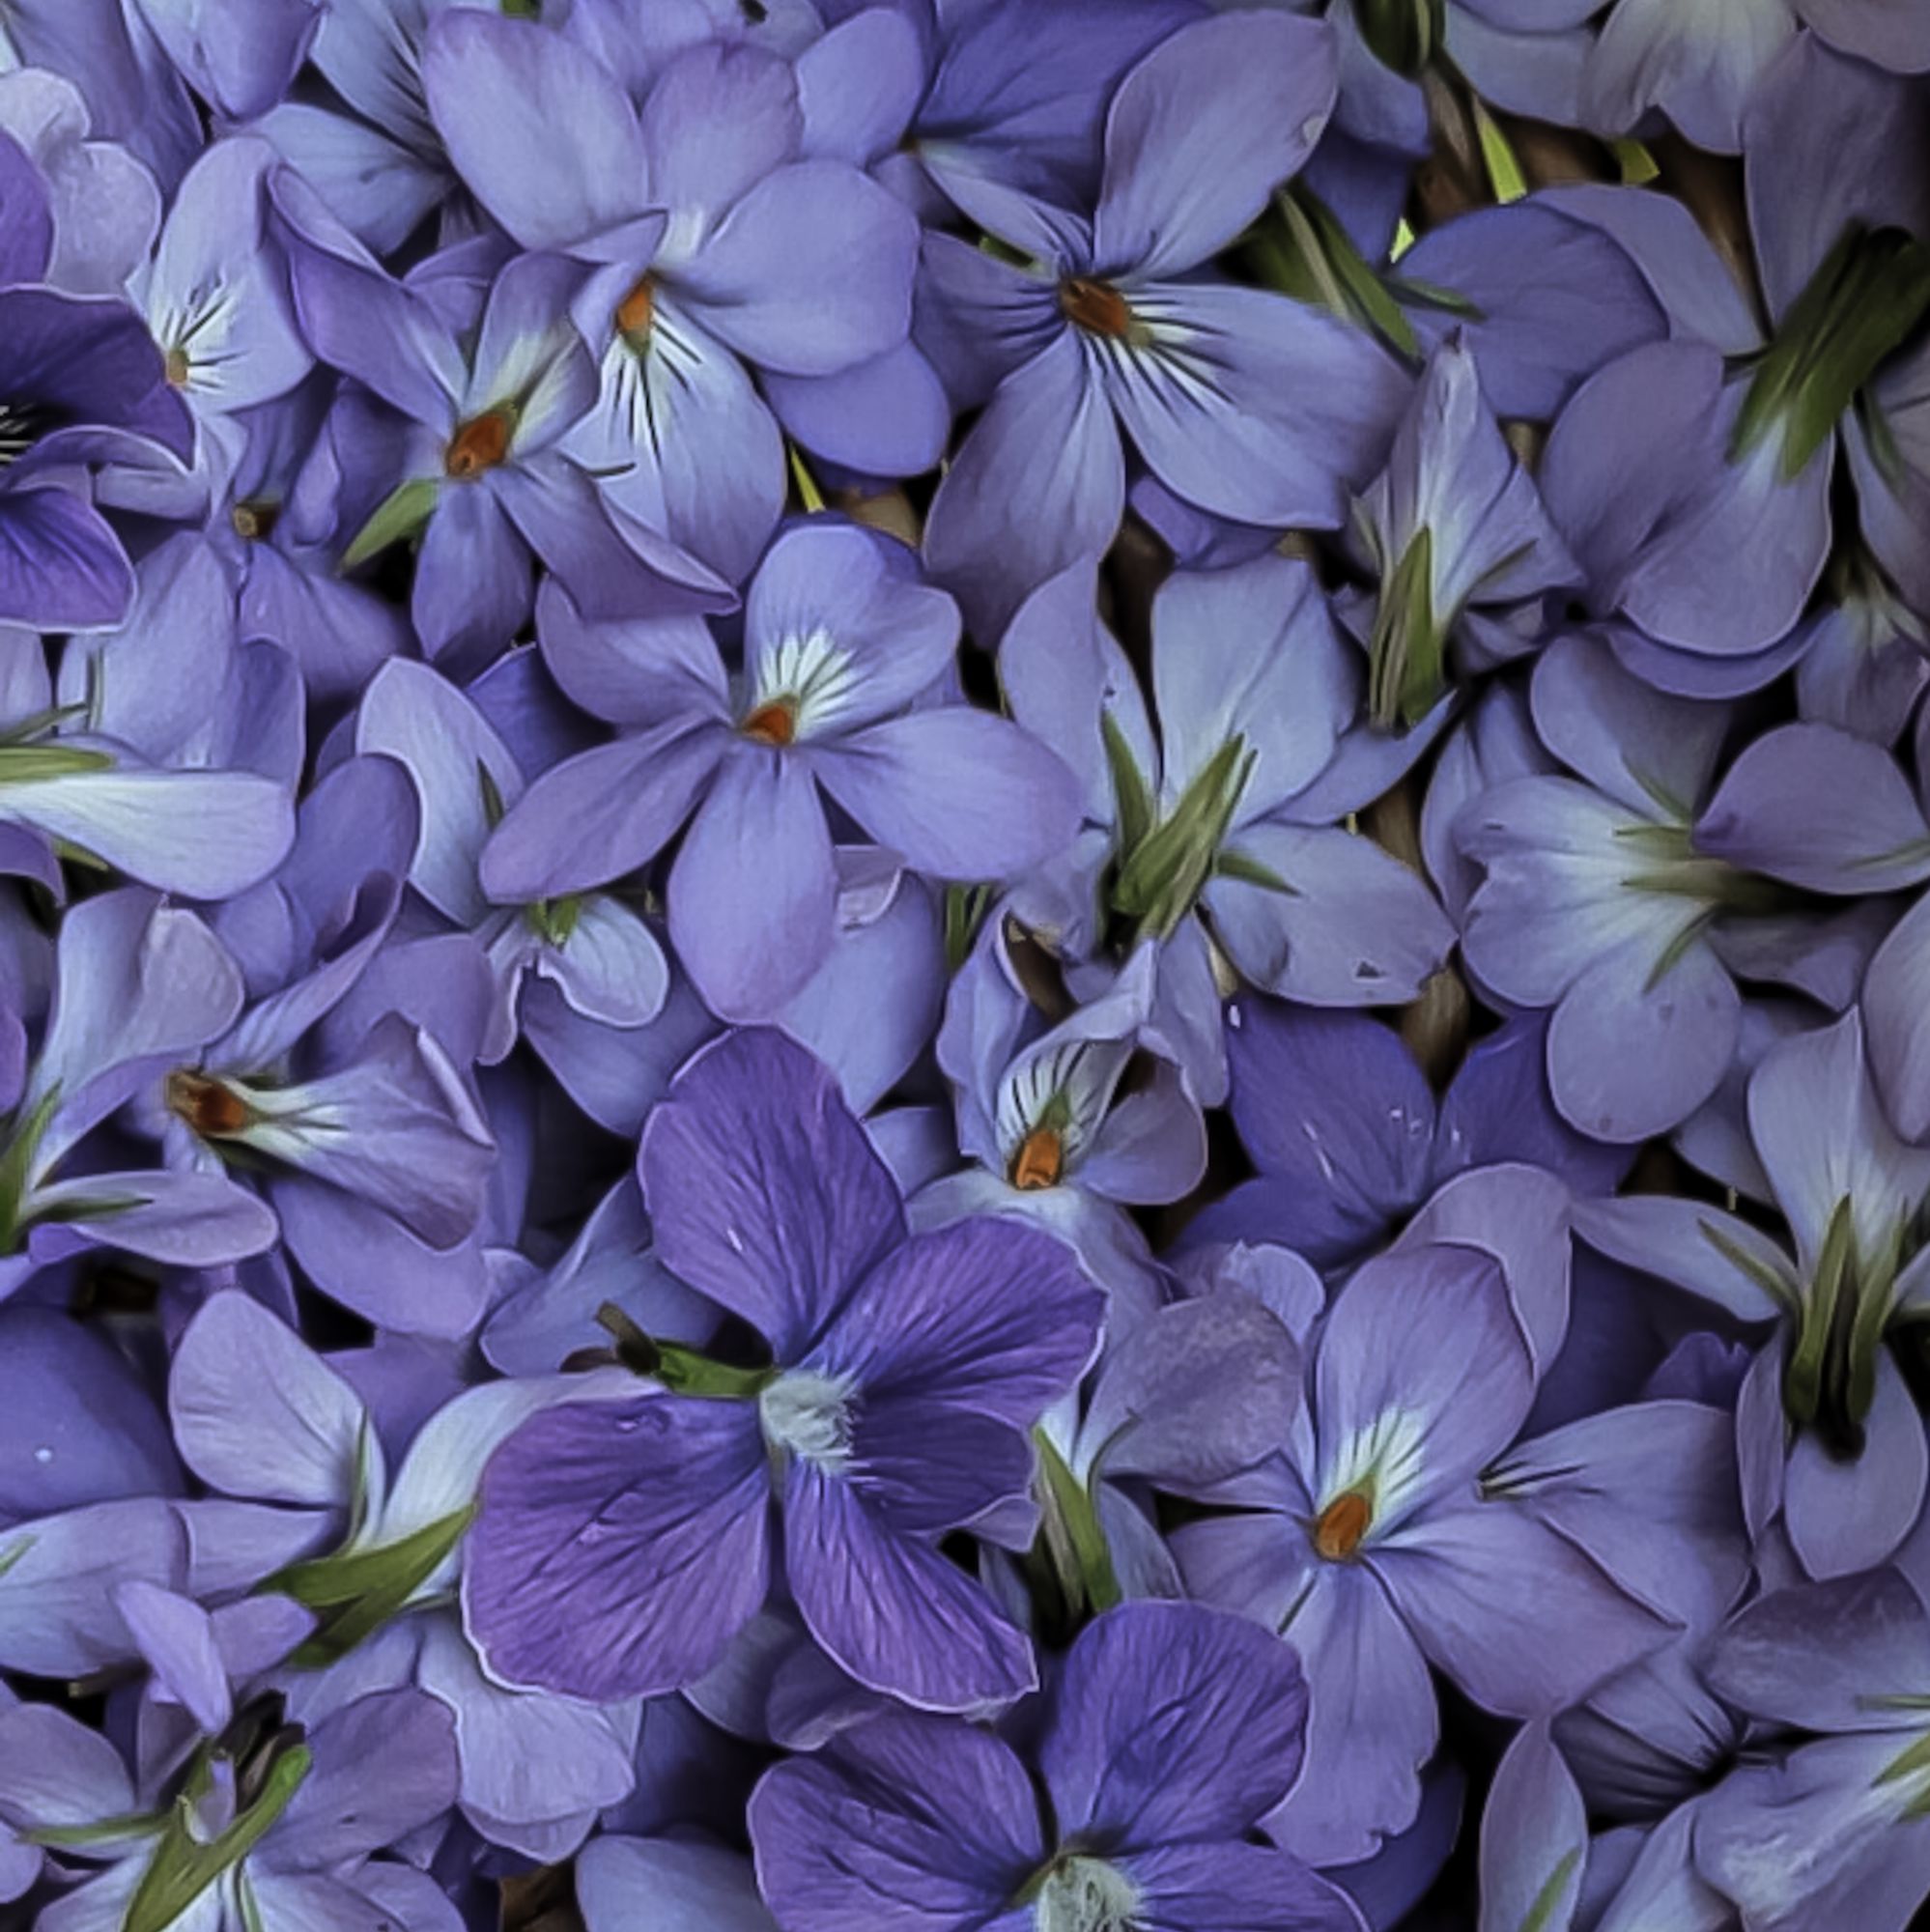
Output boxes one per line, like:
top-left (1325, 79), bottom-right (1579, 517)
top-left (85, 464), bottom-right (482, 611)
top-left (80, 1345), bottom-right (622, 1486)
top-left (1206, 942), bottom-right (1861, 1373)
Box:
top-left (164, 346), bottom-right (191, 388)
top-left (741, 698), bottom-right (798, 747)
top-left (444, 408), bottom-right (515, 479)
top-left (1059, 277), bottom-right (1133, 339)
top-left (614, 273), bottom-right (657, 343)
top-left (1009, 1125), bottom-right (1064, 1192)
top-left (167, 1070), bottom-right (252, 1139)
top-left (1312, 1488), bottom-right (1374, 1562)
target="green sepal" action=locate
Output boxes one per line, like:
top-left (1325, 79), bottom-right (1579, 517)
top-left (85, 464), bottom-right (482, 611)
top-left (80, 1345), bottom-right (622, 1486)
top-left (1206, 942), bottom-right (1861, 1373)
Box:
top-left (0, 1085), bottom-right (61, 1255)
top-left (1732, 224), bottom-right (1930, 483)
top-left (477, 761), bottom-right (507, 830)
top-left (500, 0), bottom-right (541, 14)
top-left (1473, 99), bottom-right (1527, 205)
top-left (1032, 1428), bottom-right (1121, 1617)
top-left (125, 1744), bottom-right (311, 1932)
top-left (787, 445), bottom-right (826, 514)
top-left (1368, 526), bottom-right (1442, 731)
top-left (1697, 1219), bottom-right (1799, 1319)
top-left (0, 702), bottom-right (89, 747)
top-left (268, 1507), bottom-right (475, 1664)
top-left (24, 1811), bottom-right (165, 1850)
top-left (1784, 1196), bottom-right (1857, 1434)
top-left (595, 1301), bottom-right (775, 1400)
top-left (943, 884), bottom-right (993, 973)
top-left (524, 895), bottom-right (582, 948)
top-left (1876, 1728), bottom-right (1930, 1815)
top-left (1355, 0), bottom-right (1443, 76)
top-left (341, 476), bottom-right (440, 571)
top-left (0, 1532), bottom-right (34, 1580)
top-left (0, 745), bottom-right (115, 784)
top-left (1253, 188), bottom-right (1420, 360)
top-left (1110, 738), bottom-right (1254, 940)
top-left (1100, 709), bottom-right (1155, 862)
top-left (1214, 847), bottom-right (1297, 895)
top-left (1612, 139), bottom-right (1660, 185)
top-left (1518, 1849), bottom-right (1582, 1932)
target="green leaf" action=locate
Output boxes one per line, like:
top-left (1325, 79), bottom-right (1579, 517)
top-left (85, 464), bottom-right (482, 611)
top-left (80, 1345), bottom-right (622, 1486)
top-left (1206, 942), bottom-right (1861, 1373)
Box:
top-left (1100, 709), bottom-right (1155, 862)
top-left (1214, 847), bottom-right (1297, 895)
top-left (0, 702), bottom-right (90, 748)
top-left (1473, 99), bottom-right (1528, 205)
top-left (24, 1810), bottom-right (165, 1850)
top-left (0, 1085), bottom-right (62, 1255)
top-left (125, 1744), bottom-right (311, 1932)
top-left (500, 0), bottom-right (541, 14)
top-left (943, 884), bottom-right (993, 973)
top-left (1367, 527), bottom-right (1442, 731)
top-left (1518, 1848), bottom-right (1582, 1932)
top-left (477, 760), bottom-right (507, 830)
top-left (1697, 1220), bottom-right (1800, 1318)
top-left (269, 1507), bottom-right (475, 1663)
top-left (594, 1301), bottom-right (774, 1400)
top-left (524, 894), bottom-right (583, 947)
top-left (1033, 1429), bottom-right (1121, 1616)
top-left (0, 745), bottom-right (115, 784)
top-left (1785, 1196), bottom-right (1856, 1432)
top-left (1612, 139), bottom-right (1660, 185)
top-left (1257, 189), bottom-right (1419, 359)
top-left (787, 445), bottom-right (826, 514)
top-left (340, 476), bottom-right (440, 571)
top-left (0, 1533), bottom-right (33, 1579)
top-left (1732, 224), bottom-right (1930, 482)
top-left (1111, 737), bottom-right (1254, 940)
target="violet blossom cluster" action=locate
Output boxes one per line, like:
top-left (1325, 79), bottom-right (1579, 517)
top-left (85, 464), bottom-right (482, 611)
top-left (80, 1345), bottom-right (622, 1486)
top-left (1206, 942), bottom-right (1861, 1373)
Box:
top-left (0, 1), bottom-right (1928, 1929)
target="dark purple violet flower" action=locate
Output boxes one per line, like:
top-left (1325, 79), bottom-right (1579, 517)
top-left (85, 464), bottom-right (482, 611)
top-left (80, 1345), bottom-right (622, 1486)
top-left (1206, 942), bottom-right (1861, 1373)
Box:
top-left (920, 9), bottom-right (1409, 641)
top-left (464, 1028), bottom-right (1103, 1711)
top-left (750, 1600), bottom-right (1363, 1932)
top-left (482, 523), bottom-right (1079, 1020)
top-left (1184, 997), bottom-right (1630, 1270)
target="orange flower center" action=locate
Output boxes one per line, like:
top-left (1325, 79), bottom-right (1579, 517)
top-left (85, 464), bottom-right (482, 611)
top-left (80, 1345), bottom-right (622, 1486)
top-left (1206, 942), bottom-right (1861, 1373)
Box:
top-left (445, 408), bottom-right (515, 479)
top-left (614, 273), bottom-right (657, 341)
top-left (741, 699), bottom-right (798, 747)
top-left (167, 1070), bottom-right (251, 1139)
top-left (1059, 277), bottom-right (1133, 339)
top-left (1313, 1489), bottom-right (1374, 1562)
top-left (163, 346), bottom-right (190, 388)
top-left (1008, 1125), bottom-right (1064, 1192)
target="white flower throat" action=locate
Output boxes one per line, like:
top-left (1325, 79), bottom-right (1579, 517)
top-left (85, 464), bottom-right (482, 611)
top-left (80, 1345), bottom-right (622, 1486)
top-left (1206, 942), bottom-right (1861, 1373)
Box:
top-left (758, 1370), bottom-right (856, 1473)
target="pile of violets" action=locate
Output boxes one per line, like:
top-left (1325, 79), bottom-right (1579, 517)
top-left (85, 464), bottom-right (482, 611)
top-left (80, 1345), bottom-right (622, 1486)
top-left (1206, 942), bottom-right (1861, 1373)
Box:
top-left (4, 0), bottom-right (1930, 1928)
